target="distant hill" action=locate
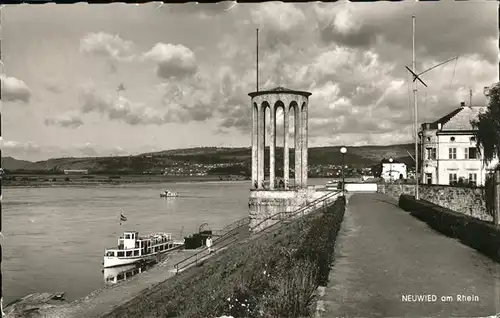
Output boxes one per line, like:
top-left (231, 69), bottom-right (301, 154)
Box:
top-left (5, 143), bottom-right (416, 173)
top-left (1, 156), bottom-right (33, 170)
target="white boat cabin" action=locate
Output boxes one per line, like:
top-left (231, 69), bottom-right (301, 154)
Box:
top-left (105, 231), bottom-right (178, 258)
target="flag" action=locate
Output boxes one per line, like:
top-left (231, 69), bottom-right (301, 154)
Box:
top-left (120, 213), bottom-right (127, 222)
top-left (117, 83), bottom-right (125, 92)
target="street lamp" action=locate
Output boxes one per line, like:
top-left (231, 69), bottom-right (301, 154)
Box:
top-left (389, 157), bottom-right (393, 183)
top-left (340, 147), bottom-right (347, 194)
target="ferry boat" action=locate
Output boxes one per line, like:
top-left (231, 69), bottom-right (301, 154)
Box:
top-left (160, 189), bottom-right (179, 198)
top-left (103, 231), bottom-right (184, 268)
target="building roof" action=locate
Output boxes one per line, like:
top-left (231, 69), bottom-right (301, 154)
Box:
top-left (423, 106), bottom-right (486, 131)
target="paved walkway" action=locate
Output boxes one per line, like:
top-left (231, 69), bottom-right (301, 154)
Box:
top-left (317, 193), bottom-right (500, 318)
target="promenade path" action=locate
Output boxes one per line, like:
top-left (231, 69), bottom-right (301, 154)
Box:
top-left (316, 193), bottom-right (500, 318)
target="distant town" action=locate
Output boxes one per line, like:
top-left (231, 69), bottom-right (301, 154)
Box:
top-left (0, 142), bottom-right (418, 187)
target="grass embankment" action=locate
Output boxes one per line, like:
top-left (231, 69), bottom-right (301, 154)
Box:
top-left (399, 194), bottom-right (500, 262)
top-left (105, 196), bottom-right (346, 318)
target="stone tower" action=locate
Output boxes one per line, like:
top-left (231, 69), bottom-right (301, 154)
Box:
top-left (248, 86), bottom-right (311, 190)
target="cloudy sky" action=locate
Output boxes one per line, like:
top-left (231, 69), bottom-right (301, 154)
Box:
top-left (1, 1), bottom-right (498, 161)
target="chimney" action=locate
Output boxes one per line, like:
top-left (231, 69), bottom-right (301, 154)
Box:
top-left (460, 102), bottom-right (466, 107)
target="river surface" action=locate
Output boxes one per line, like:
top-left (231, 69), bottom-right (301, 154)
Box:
top-left (2, 178), bottom-right (332, 304)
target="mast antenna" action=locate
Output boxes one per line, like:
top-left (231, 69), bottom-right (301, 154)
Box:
top-left (405, 16), bottom-right (458, 198)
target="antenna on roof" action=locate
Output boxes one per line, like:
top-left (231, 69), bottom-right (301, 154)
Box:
top-left (469, 88), bottom-right (473, 106)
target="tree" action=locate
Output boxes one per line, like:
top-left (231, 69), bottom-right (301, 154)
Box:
top-left (471, 83), bottom-right (500, 167)
top-left (471, 83), bottom-right (500, 217)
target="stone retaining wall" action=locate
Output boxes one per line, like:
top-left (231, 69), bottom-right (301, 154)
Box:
top-left (377, 183), bottom-right (492, 222)
top-left (248, 189), bottom-right (341, 232)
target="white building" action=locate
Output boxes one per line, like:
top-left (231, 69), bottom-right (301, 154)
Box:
top-left (380, 159), bottom-right (407, 182)
top-left (63, 169), bottom-right (89, 175)
top-left (419, 103), bottom-right (498, 186)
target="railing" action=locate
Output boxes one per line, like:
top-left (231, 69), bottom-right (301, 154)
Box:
top-left (171, 190), bottom-right (341, 274)
top-left (212, 217), bottom-right (250, 237)
top-left (173, 218), bottom-right (250, 274)
top-left (250, 179), bottom-right (300, 191)
top-left (250, 190), bottom-right (342, 234)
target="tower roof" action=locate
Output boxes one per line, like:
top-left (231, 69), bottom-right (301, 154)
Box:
top-left (248, 86), bottom-right (312, 98)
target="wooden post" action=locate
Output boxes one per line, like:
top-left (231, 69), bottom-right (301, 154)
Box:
top-left (495, 170), bottom-right (500, 226)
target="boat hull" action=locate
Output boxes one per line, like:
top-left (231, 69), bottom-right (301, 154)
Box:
top-left (104, 255), bottom-right (153, 268)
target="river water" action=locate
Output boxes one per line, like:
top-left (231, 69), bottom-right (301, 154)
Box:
top-left (2, 178), bottom-right (331, 304)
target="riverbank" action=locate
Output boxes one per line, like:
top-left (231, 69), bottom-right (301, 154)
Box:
top-left (1, 174), bottom-right (248, 187)
top-left (105, 196), bottom-right (346, 317)
top-left (5, 195), bottom-right (346, 317)
top-left (5, 225), bottom-right (251, 318)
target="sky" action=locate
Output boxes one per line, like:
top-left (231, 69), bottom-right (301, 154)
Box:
top-left (0, 1), bottom-right (498, 161)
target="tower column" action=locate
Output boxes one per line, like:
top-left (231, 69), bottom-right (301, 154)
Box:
top-left (283, 105), bottom-right (289, 189)
top-left (294, 105), bottom-right (302, 188)
top-left (258, 104), bottom-right (266, 189)
top-left (251, 103), bottom-right (258, 189)
top-left (301, 104), bottom-right (308, 187)
top-left (269, 104), bottom-right (276, 190)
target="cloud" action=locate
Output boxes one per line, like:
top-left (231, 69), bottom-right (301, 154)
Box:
top-left (0, 138), bottom-right (41, 159)
top-left (142, 43), bottom-right (198, 80)
top-left (157, 78), bottom-right (217, 123)
top-left (314, 2), bottom-right (496, 64)
top-left (79, 86), bottom-right (168, 125)
top-left (161, 1), bottom-right (238, 18)
top-left (80, 32), bottom-right (135, 62)
top-left (1, 75), bottom-right (31, 103)
top-left (75, 142), bottom-right (100, 157)
top-left (251, 3), bottom-right (306, 51)
top-left (44, 112), bottom-right (84, 128)
top-left (44, 82), bottom-right (65, 94)
top-left (78, 81), bottom-right (215, 125)
top-left (210, 2), bottom-right (497, 147)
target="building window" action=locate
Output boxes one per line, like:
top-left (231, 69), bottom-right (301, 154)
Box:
top-left (450, 137), bottom-right (455, 142)
top-left (449, 173), bottom-right (458, 185)
top-left (470, 136), bottom-right (476, 142)
top-left (427, 137), bottom-right (431, 141)
top-left (469, 173), bottom-right (477, 186)
top-left (465, 147), bottom-right (477, 159)
top-left (448, 148), bottom-right (457, 159)
top-left (426, 148), bottom-right (436, 160)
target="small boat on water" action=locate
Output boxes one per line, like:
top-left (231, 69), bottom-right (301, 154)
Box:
top-left (160, 189), bottom-right (179, 198)
top-left (103, 231), bottom-right (184, 268)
